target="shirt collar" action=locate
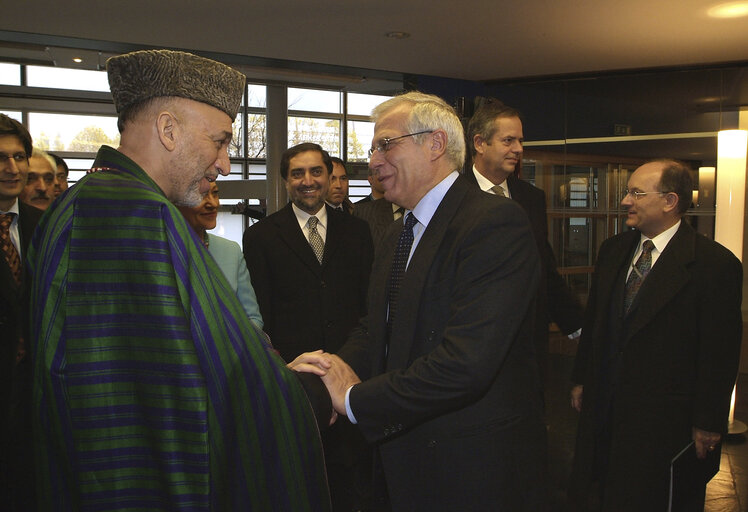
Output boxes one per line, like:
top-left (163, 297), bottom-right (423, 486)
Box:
top-left (639, 220), bottom-right (681, 254)
top-left (292, 202), bottom-right (328, 230)
top-left (0, 198), bottom-right (19, 215)
top-left (472, 165), bottom-right (508, 196)
top-left (409, 171), bottom-right (459, 230)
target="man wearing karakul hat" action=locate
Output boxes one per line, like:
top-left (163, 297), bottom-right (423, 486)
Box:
top-left (27, 49), bottom-right (332, 511)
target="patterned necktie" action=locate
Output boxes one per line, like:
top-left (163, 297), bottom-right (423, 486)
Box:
top-left (393, 207), bottom-right (404, 221)
top-left (307, 216), bottom-right (324, 264)
top-left (0, 213), bottom-right (21, 286)
top-left (387, 212), bottom-right (418, 336)
top-left (623, 239), bottom-right (654, 313)
top-left (491, 185), bottom-right (506, 197)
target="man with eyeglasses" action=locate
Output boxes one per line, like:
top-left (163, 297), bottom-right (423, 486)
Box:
top-left (293, 92), bottom-right (548, 511)
top-left (466, 98), bottom-right (584, 385)
top-left (19, 148), bottom-right (56, 210)
top-left (568, 159), bottom-right (742, 511)
top-left (0, 113), bottom-right (43, 511)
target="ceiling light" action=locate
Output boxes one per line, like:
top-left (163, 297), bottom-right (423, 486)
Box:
top-left (72, 57), bottom-right (83, 63)
top-left (385, 31), bottom-right (410, 39)
top-left (708, 1), bottom-right (748, 18)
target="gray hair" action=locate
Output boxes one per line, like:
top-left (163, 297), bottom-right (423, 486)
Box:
top-left (371, 92), bottom-right (465, 170)
top-left (31, 147), bottom-right (56, 171)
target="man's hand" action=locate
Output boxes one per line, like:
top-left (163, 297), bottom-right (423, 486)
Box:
top-left (571, 384), bottom-right (584, 412)
top-left (286, 349), bottom-right (332, 376)
top-left (692, 426), bottom-right (721, 459)
top-left (321, 354), bottom-right (361, 415)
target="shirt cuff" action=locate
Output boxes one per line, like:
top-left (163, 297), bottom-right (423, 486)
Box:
top-left (345, 385), bottom-right (358, 424)
top-left (567, 328), bottom-right (582, 340)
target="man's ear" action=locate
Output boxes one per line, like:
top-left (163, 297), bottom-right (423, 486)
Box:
top-left (663, 191), bottom-right (679, 213)
top-left (429, 129), bottom-right (447, 161)
top-left (473, 134), bottom-right (485, 155)
top-left (156, 111), bottom-right (178, 152)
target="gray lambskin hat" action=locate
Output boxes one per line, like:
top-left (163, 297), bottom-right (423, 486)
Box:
top-left (107, 49), bottom-right (246, 119)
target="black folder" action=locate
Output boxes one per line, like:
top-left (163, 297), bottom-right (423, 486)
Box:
top-left (668, 441), bottom-right (721, 511)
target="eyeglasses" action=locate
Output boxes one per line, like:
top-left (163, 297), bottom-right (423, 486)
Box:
top-left (623, 189), bottom-right (670, 200)
top-left (368, 130), bottom-right (434, 157)
top-left (0, 152), bottom-right (28, 165)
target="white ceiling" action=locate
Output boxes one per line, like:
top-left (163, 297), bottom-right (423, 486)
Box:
top-left (0, 0), bottom-right (747, 83)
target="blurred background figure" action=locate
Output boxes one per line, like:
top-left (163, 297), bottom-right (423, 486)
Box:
top-left (48, 152), bottom-right (69, 197)
top-left (327, 157), bottom-right (353, 213)
top-left (177, 181), bottom-right (264, 329)
top-left (356, 168), bottom-right (385, 203)
top-left (19, 148), bottom-right (56, 210)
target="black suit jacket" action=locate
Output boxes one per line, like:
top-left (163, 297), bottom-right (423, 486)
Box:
top-left (338, 176), bottom-right (548, 511)
top-left (463, 170), bottom-right (583, 363)
top-left (1, 201), bottom-right (43, 510)
top-left (353, 198), bottom-right (397, 245)
top-left (243, 203), bottom-right (373, 362)
top-left (569, 222), bottom-right (743, 510)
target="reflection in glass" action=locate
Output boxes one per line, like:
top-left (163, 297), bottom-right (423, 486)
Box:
top-left (288, 117), bottom-right (340, 156)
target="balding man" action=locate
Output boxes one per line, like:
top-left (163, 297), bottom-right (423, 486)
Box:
top-left (27, 50), bottom-right (331, 511)
top-left (568, 159), bottom-right (742, 511)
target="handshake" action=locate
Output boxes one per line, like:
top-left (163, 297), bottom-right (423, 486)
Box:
top-left (288, 350), bottom-right (361, 425)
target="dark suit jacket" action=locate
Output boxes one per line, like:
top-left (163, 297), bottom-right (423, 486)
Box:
top-left (243, 203), bottom-right (373, 362)
top-left (353, 198), bottom-right (397, 245)
top-left (463, 170), bottom-right (583, 376)
top-left (569, 222), bottom-right (742, 511)
top-left (1, 201), bottom-right (43, 510)
top-left (338, 176), bottom-right (548, 511)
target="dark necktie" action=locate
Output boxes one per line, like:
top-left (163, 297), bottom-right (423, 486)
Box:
top-left (387, 212), bottom-right (417, 336)
top-left (0, 212), bottom-right (21, 286)
top-left (623, 240), bottom-right (654, 313)
top-left (307, 216), bottom-right (324, 264)
top-left (490, 185), bottom-right (506, 197)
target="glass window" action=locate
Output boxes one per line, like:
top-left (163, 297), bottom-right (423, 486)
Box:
top-left (229, 113), bottom-right (243, 158)
top-left (288, 88), bottom-right (341, 113)
top-left (1, 110), bottom-right (22, 122)
top-left (347, 93), bottom-right (392, 116)
top-left (0, 63), bottom-right (21, 86)
top-left (347, 120), bottom-right (375, 162)
top-left (26, 65), bottom-right (110, 92)
top-left (247, 84), bottom-right (266, 108)
top-left (288, 117), bottom-right (340, 156)
top-left (27, 112), bottom-right (119, 152)
top-left (247, 113), bottom-right (267, 158)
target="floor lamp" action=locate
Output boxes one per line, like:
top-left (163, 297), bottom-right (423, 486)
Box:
top-left (714, 129), bottom-right (748, 435)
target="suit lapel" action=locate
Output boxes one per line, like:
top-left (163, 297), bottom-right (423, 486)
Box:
top-left (275, 204), bottom-right (323, 275)
top-left (322, 205), bottom-right (340, 268)
top-left (623, 223), bottom-right (695, 342)
top-left (386, 177), bottom-right (468, 369)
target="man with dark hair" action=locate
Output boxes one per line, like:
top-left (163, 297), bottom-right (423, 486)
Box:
top-left (48, 152), bottom-right (69, 197)
top-left (244, 142), bottom-right (373, 511)
top-left (326, 156), bottom-right (353, 213)
top-left (27, 50), bottom-right (331, 511)
top-left (466, 98), bottom-right (583, 381)
top-left (356, 168), bottom-right (386, 203)
top-left (568, 159), bottom-right (742, 510)
top-left (0, 113), bottom-right (43, 512)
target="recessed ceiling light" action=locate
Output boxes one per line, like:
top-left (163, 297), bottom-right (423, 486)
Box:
top-left (708, 1), bottom-right (748, 18)
top-left (72, 57), bottom-right (83, 63)
top-left (385, 31), bottom-right (410, 39)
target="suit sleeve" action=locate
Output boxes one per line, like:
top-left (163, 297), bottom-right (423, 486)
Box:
top-left (243, 225), bottom-right (273, 336)
top-left (693, 246), bottom-right (743, 433)
top-left (346, 202), bottom-right (540, 442)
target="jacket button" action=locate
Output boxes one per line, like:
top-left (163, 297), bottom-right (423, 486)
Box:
top-left (427, 439), bottom-right (437, 448)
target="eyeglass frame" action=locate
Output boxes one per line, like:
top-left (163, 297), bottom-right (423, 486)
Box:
top-left (623, 188), bottom-right (671, 200)
top-left (368, 130), bottom-right (434, 158)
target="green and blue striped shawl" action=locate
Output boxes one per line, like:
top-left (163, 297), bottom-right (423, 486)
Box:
top-left (27, 146), bottom-right (330, 511)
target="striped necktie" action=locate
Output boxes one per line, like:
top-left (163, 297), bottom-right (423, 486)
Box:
top-left (0, 212), bottom-right (21, 286)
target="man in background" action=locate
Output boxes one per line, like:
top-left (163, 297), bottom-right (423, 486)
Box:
top-left (466, 99), bottom-right (583, 381)
top-left (0, 114), bottom-right (43, 511)
top-left (569, 159), bottom-right (742, 511)
top-left (327, 156), bottom-right (353, 213)
top-left (48, 152), bottom-right (69, 197)
top-left (19, 148), bottom-right (56, 210)
top-left (356, 168), bottom-right (385, 203)
top-left (244, 142), bottom-right (373, 511)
